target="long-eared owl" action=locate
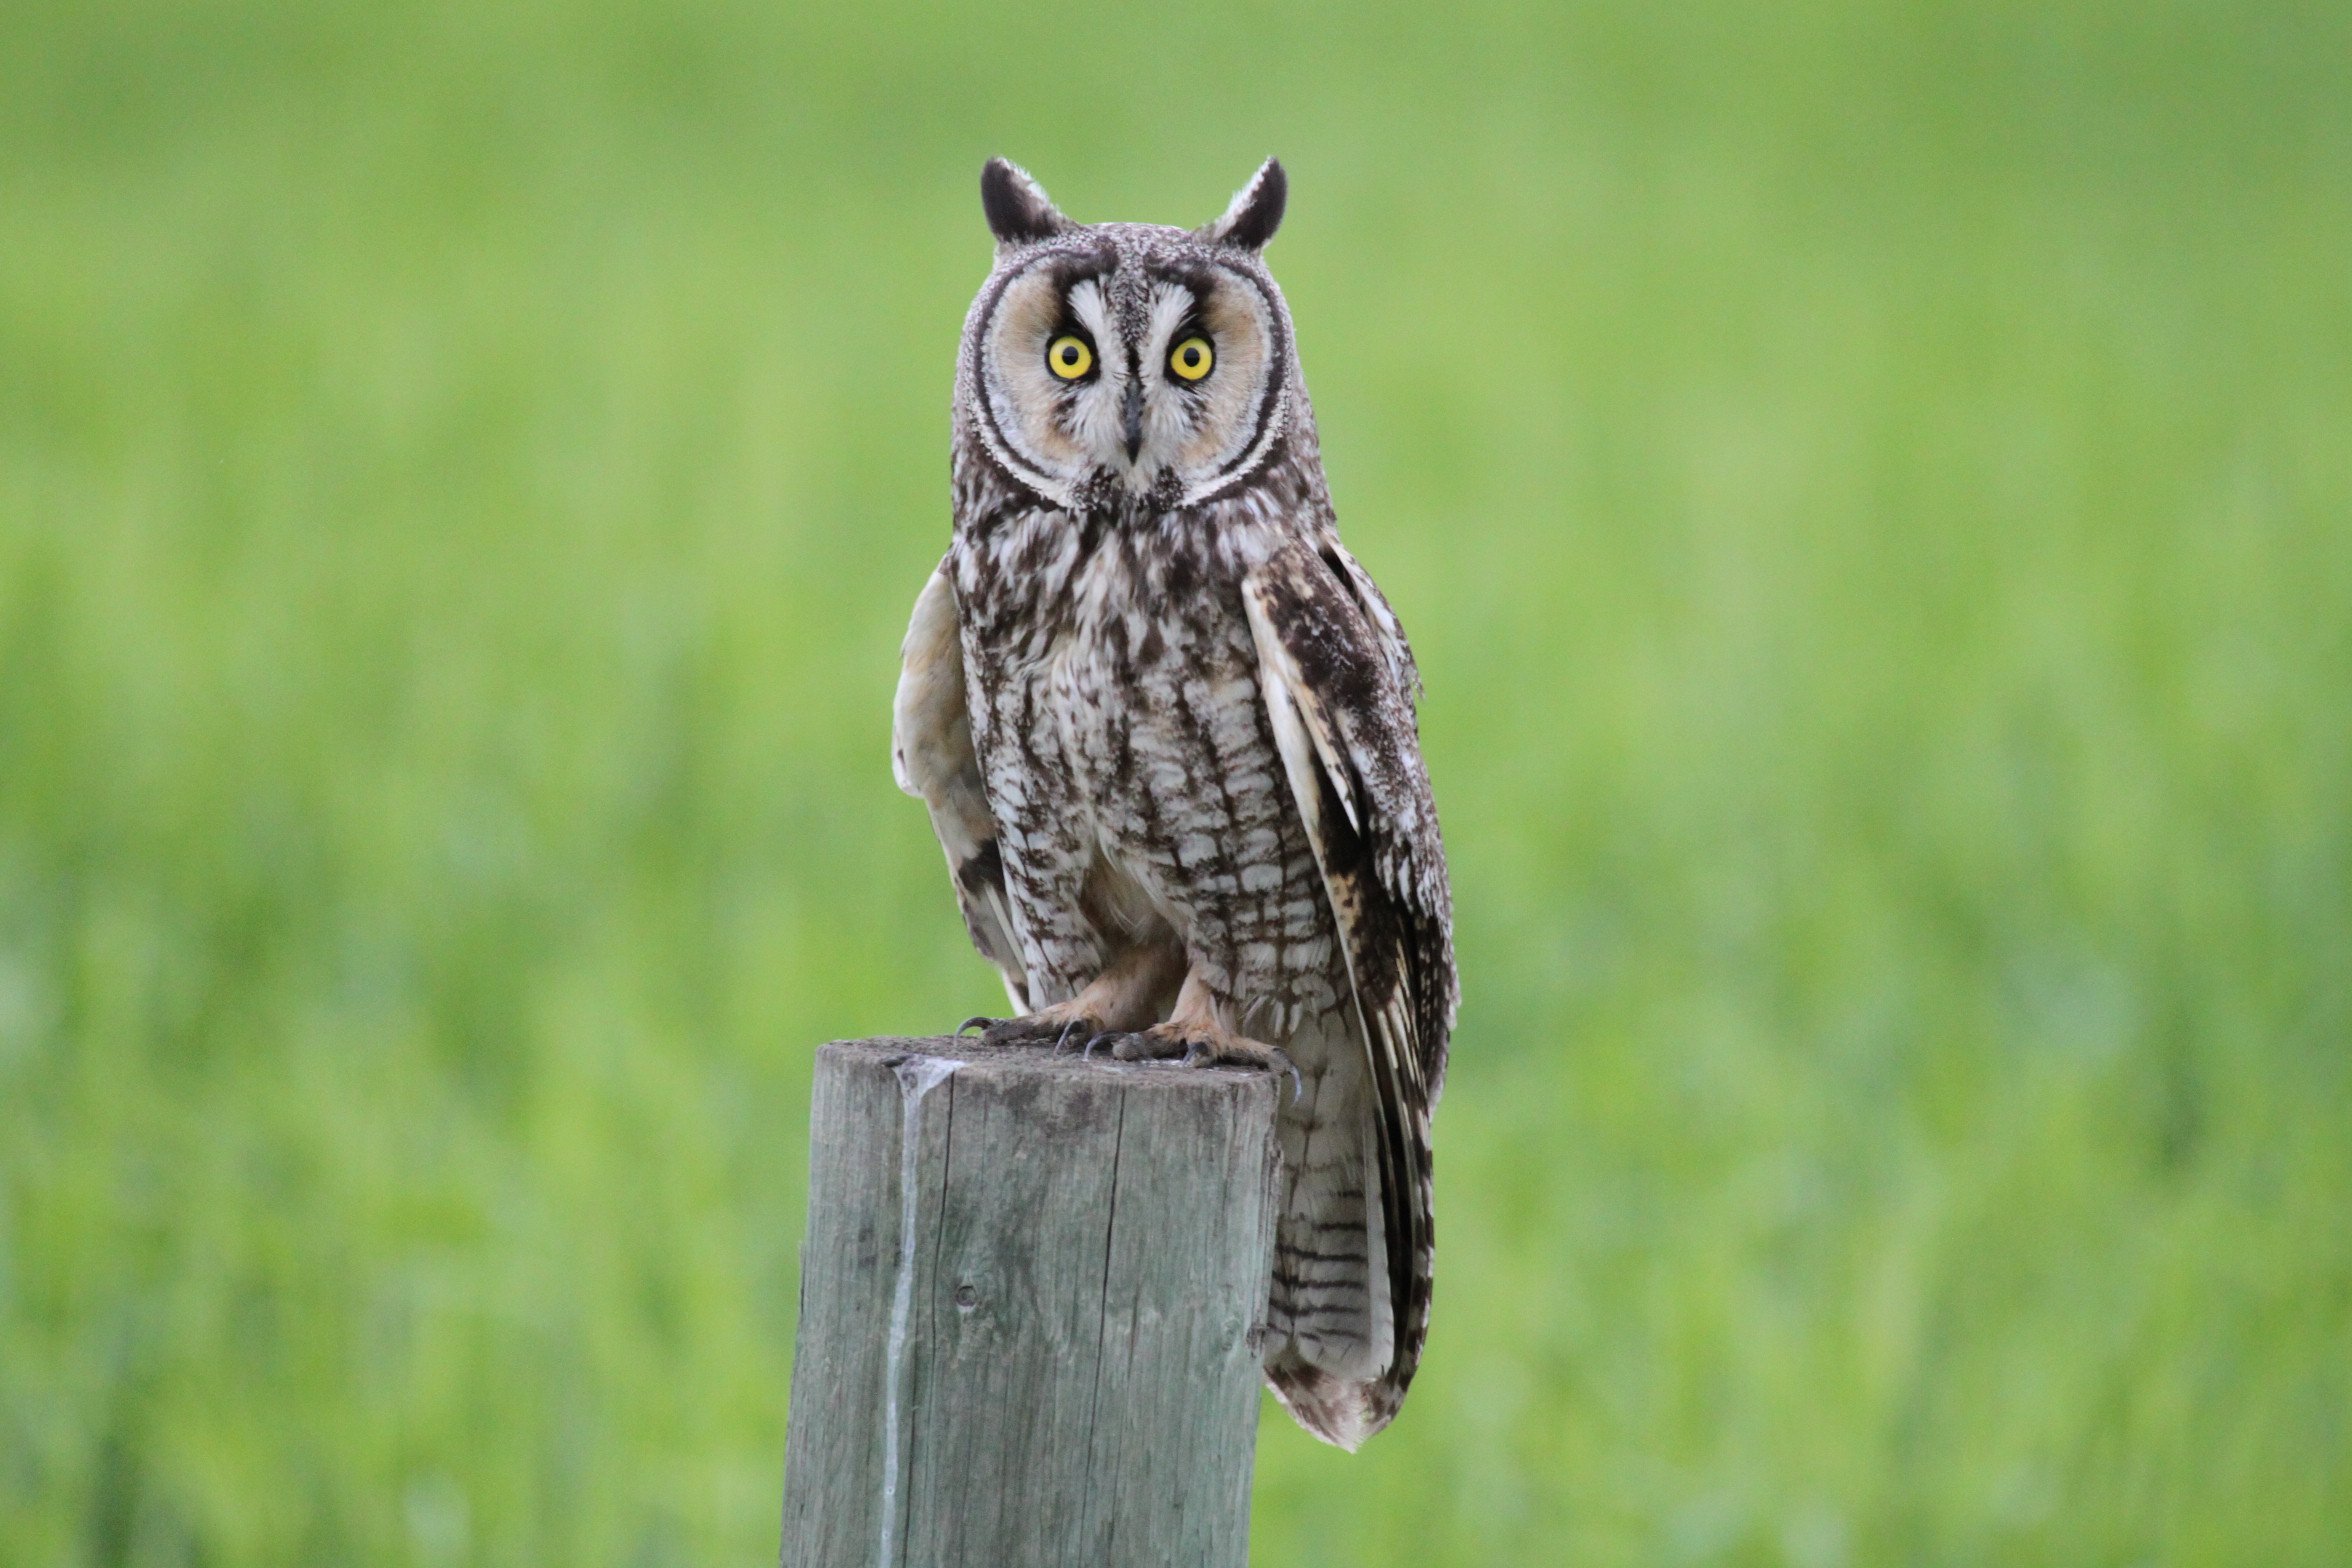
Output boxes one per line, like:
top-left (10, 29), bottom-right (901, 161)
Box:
top-left (891, 158), bottom-right (1457, 1449)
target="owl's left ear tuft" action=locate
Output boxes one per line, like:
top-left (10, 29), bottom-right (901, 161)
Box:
top-left (981, 158), bottom-right (1074, 249)
top-left (1200, 158), bottom-right (1286, 252)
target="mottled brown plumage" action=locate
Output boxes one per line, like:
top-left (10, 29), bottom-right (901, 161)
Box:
top-left (891, 158), bottom-right (1456, 1449)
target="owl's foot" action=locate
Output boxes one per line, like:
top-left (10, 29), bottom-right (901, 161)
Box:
top-left (1090, 1020), bottom-right (1301, 1099)
top-left (959, 1006), bottom-right (1102, 1052)
top-left (956, 940), bottom-right (1186, 1053)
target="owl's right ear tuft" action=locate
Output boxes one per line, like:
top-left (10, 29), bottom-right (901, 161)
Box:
top-left (981, 159), bottom-right (1073, 249)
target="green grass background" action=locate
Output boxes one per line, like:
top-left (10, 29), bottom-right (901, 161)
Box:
top-left (3, 0), bottom-right (2348, 1562)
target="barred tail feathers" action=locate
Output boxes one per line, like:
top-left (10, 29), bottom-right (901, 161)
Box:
top-left (1259, 1009), bottom-right (1432, 1451)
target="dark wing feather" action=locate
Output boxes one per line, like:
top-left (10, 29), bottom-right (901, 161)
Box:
top-left (1313, 538), bottom-right (1456, 1088)
top-left (1244, 542), bottom-right (1456, 1433)
top-left (892, 563), bottom-right (1030, 1008)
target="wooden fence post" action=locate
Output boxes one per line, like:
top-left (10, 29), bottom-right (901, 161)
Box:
top-left (780, 1036), bottom-right (1282, 1568)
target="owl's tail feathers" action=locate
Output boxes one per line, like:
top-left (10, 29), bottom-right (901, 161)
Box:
top-left (1259, 1158), bottom-right (1431, 1449)
top-left (1261, 1211), bottom-right (1432, 1450)
top-left (1258, 1032), bottom-right (1434, 1451)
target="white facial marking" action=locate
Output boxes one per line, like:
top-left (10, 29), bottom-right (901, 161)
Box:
top-left (1058, 279), bottom-right (1132, 465)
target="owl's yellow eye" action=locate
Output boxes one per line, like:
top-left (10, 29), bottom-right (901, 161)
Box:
top-left (1047, 336), bottom-right (1093, 380)
top-left (1168, 336), bottom-right (1213, 381)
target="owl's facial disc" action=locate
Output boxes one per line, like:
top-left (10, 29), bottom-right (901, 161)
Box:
top-left (977, 253), bottom-right (1284, 506)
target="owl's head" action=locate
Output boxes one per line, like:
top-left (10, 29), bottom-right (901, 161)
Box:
top-left (958, 158), bottom-right (1297, 511)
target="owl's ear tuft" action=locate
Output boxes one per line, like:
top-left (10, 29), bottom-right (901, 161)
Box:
top-left (981, 159), bottom-right (1073, 248)
top-left (1201, 158), bottom-right (1286, 252)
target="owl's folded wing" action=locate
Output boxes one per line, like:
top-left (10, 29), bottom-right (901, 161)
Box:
top-left (1242, 541), bottom-right (1457, 1415)
top-left (892, 563), bottom-right (1031, 1010)
top-left (1243, 544), bottom-right (1456, 1079)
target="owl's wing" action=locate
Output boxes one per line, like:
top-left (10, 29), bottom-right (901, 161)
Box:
top-left (1322, 537), bottom-right (1427, 715)
top-left (1243, 541), bottom-right (1457, 1423)
top-left (892, 563), bottom-right (1030, 1010)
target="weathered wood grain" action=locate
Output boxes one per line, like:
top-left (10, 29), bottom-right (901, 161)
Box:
top-left (780, 1037), bottom-right (1281, 1568)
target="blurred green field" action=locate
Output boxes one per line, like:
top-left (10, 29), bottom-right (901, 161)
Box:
top-left (3, 0), bottom-right (2349, 1563)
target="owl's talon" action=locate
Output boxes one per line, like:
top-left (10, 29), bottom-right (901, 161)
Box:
top-left (955, 1016), bottom-right (996, 1039)
top-left (1247, 1048), bottom-right (1303, 1103)
top-left (1266, 1046), bottom-right (1304, 1104)
top-left (1051, 1019), bottom-right (1085, 1053)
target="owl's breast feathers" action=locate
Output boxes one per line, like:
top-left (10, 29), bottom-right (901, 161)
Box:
top-left (946, 500), bottom-right (1329, 1006)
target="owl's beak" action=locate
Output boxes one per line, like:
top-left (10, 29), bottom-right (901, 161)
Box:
top-left (1121, 378), bottom-right (1145, 462)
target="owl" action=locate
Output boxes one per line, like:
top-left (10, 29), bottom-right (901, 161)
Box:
top-left (890, 157), bottom-right (1456, 1450)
